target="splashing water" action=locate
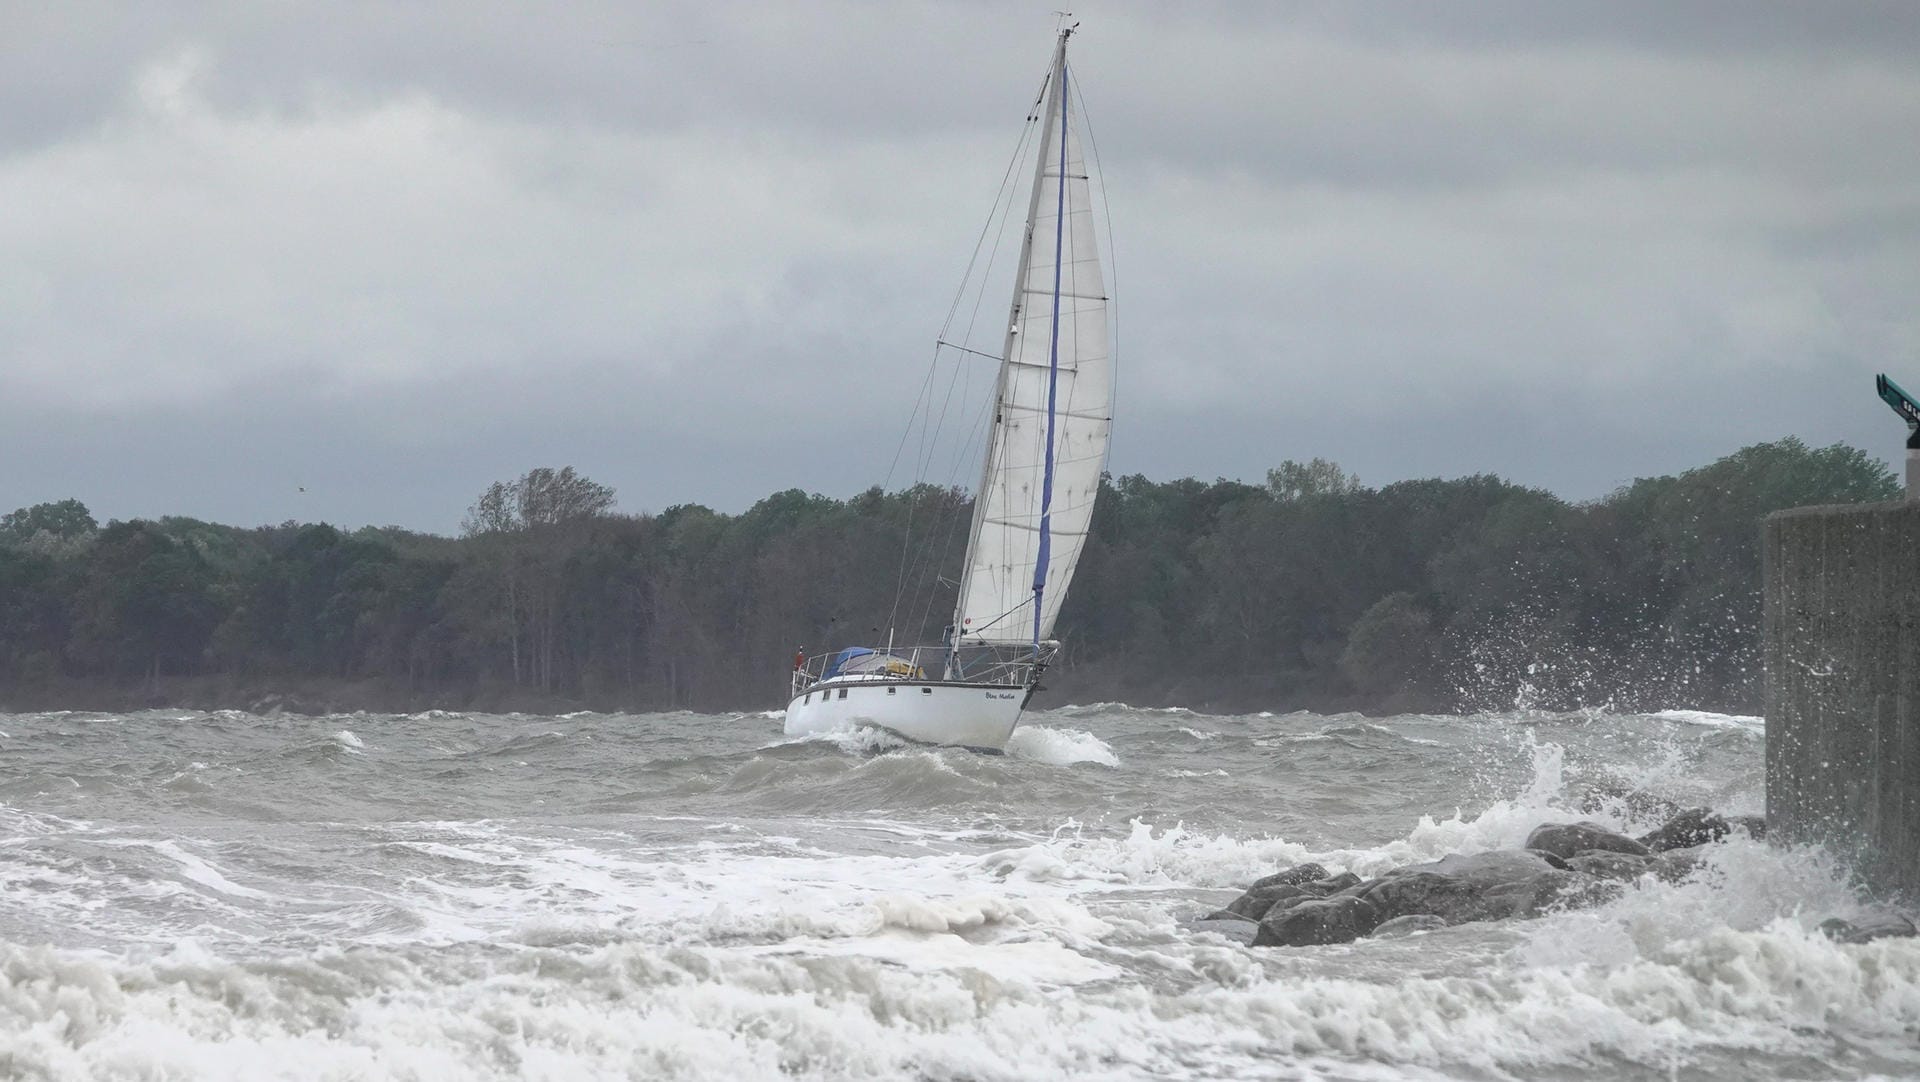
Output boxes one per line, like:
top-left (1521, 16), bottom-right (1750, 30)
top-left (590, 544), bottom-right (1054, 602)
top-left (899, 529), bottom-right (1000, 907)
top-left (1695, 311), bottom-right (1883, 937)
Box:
top-left (0, 704), bottom-right (1904, 1080)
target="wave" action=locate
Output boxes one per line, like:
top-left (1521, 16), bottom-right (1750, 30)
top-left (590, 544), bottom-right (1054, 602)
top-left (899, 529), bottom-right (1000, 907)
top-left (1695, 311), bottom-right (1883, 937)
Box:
top-left (1006, 726), bottom-right (1118, 767)
top-left (1646, 709), bottom-right (1766, 734)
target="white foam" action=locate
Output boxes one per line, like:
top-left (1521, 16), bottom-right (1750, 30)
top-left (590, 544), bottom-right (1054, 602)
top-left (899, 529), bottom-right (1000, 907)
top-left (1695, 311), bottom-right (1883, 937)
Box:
top-left (331, 729), bottom-right (365, 750)
top-left (1647, 709), bottom-right (1766, 734)
top-left (1005, 726), bottom-right (1119, 767)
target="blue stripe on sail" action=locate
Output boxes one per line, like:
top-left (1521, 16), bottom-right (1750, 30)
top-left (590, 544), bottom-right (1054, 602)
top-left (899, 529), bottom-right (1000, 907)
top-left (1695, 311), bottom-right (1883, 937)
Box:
top-left (1032, 55), bottom-right (1068, 651)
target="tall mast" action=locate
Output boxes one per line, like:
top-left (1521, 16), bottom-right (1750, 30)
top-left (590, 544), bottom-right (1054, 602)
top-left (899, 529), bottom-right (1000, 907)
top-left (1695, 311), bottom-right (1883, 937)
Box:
top-left (950, 28), bottom-right (1073, 664)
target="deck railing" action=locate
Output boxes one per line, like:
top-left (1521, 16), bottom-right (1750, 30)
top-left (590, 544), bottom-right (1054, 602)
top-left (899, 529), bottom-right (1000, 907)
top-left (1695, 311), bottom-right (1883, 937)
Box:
top-left (787, 641), bottom-right (1056, 700)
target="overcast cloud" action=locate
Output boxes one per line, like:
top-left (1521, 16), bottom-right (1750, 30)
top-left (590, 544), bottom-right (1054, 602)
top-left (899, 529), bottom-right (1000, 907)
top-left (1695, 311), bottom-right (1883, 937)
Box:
top-left (3, 1), bottom-right (1917, 532)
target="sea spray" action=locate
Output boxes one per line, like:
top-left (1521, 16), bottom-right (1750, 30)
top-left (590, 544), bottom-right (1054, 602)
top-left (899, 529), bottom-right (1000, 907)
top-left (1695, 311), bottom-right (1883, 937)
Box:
top-left (0, 703), bottom-right (1905, 1080)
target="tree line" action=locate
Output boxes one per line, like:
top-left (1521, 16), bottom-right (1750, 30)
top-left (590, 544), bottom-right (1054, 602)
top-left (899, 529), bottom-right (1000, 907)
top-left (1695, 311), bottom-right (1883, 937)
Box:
top-left (0, 440), bottom-right (1897, 714)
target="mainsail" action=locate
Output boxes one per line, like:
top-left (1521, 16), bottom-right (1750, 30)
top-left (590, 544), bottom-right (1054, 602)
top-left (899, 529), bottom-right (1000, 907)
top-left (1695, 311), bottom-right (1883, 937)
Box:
top-left (953, 31), bottom-right (1111, 648)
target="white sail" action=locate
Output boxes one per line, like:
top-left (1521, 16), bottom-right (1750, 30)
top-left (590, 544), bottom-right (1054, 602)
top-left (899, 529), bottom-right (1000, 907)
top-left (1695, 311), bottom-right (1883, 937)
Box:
top-left (953, 34), bottom-right (1111, 647)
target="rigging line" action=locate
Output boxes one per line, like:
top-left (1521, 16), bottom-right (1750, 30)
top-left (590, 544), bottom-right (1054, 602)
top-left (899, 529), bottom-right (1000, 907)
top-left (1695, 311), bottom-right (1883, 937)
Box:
top-left (906, 99), bottom-right (1048, 638)
top-left (914, 390), bottom-right (996, 642)
top-left (885, 108), bottom-right (1035, 494)
top-left (918, 49), bottom-right (1057, 643)
top-left (883, 93), bottom-right (1044, 638)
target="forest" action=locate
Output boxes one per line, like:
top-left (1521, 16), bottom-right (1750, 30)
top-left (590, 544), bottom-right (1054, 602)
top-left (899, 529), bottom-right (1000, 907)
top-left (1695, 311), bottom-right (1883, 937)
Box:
top-left (0, 439), bottom-right (1898, 715)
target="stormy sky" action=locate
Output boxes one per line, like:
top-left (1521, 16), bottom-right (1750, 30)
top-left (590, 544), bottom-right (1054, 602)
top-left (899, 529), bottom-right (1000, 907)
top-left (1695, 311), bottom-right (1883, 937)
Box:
top-left (4, 1), bottom-right (1917, 533)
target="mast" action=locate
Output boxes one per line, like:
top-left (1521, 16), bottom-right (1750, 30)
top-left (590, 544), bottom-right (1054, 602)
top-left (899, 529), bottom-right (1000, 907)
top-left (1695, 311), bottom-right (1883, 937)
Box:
top-left (950, 29), bottom-right (1073, 666)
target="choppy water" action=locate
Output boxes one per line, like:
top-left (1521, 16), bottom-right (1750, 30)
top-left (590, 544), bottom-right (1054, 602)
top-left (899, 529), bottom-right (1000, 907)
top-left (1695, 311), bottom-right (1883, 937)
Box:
top-left (0, 704), bottom-right (1912, 1080)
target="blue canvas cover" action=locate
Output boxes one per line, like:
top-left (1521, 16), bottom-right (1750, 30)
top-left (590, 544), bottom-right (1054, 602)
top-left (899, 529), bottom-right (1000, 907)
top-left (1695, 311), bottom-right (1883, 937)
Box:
top-left (821, 647), bottom-right (875, 680)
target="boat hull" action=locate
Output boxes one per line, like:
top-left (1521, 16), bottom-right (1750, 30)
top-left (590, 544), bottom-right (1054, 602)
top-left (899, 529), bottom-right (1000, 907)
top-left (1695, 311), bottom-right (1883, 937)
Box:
top-left (783, 679), bottom-right (1026, 751)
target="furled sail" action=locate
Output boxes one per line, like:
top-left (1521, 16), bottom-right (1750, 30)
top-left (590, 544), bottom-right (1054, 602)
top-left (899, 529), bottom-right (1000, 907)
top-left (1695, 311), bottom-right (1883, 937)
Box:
top-left (953, 33), bottom-right (1111, 647)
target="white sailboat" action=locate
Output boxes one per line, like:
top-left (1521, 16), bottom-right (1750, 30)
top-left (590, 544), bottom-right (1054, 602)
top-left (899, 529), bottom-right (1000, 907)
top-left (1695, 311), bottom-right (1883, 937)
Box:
top-left (783, 26), bottom-right (1112, 752)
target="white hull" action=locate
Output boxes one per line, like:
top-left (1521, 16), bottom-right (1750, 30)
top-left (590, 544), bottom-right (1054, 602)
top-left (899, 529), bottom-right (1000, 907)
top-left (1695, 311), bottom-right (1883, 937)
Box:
top-left (783, 677), bottom-right (1027, 751)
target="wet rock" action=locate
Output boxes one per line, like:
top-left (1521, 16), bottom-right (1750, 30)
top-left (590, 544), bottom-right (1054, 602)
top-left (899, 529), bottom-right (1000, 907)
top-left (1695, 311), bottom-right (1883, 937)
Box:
top-left (1223, 871), bottom-right (1361, 921)
top-left (1566, 850), bottom-right (1653, 882)
top-left (1391, 849), bottom-right (1564, 881)
top-left (1224, 884), bottom-right (1315, 921)
top-left (1252, 895), bottom-right (1384, 947)
top-left (1524, 822), bottom-right (1650, 860)
top-left (1247, 863), bottom-right (1329, 891)
top-left (1636, 808), bottom-right (1730, 851)
top-left (1818, 912), bottom-right (1918, 944)
top-left (1307, 872), bottom-right (1362, 894)
top-left (1523, 848), bottom-right (1571, 871)
top-left (1578, 782), bottom-right (1683, 823)
top-left (1360, 854), bottom-right (1589, 926)
top-left (1372, 914), bottom-right (1448, 938)
top-left (1650, 843), bottom-right (1711, 882)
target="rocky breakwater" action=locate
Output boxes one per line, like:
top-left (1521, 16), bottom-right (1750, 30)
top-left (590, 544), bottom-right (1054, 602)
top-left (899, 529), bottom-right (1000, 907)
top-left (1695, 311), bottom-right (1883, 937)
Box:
top-left (1198, 808), bottom-right (1916, 948)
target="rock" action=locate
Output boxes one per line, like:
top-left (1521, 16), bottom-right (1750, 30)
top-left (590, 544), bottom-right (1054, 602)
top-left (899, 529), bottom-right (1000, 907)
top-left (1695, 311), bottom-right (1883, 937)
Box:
top-left (1578, 782), bottom-right (1683, 824)
top-left (1726, 815), bottom-right (1766, 840)
top-left (1637, 808), bottom-right (1736, 852)
top-left (1223, 872), bottom-right (1360, 921)
top-left (1372, 914), bottom-right (1449, 938)
top-left (1360, 860), bottom-right (1587, 926)
top-left (1247, 863), bottom-right (1330, 891)
top-left (1191, 915), bottom-right (1259, 945)
top-left (1224, 884), bottom-right (1315, 921)
top-left (1818, 912), bottom-right (1918, 944)
top-left (1253, 895), bottom-right (1384, 947)
top-left (1523, 848), bottom-right (1572, 870)
top-left (1388, 849), bottom-right (1562, 881)
top-left (1566, 850), bottom-right (1653, 882)
top-left (1307, 872), bottom-right (1362, 894)
top-left (1650, 843), bottom-right (1710, 882)
top-left (1524, 822), bottom-right (1651, 860)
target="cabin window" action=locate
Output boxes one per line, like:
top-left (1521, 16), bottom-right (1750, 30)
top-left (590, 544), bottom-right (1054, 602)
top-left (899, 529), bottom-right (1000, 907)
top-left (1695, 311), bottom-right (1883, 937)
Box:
top-left (887, 687), bottom-right (897, 695)
top-left (803, 693), bottom-right (810, 704)
top-left (922, 687), bottom-right (933, 695)
top-left (837, 688), bottom-right (848, 700)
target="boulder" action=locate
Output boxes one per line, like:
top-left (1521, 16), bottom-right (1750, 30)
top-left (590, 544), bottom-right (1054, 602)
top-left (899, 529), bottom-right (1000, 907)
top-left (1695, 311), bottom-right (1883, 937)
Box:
top-left (1566, 850), bottom-right (1653, 882)
top-left (1404, 850), bottom-right (1565, 880)
top-left (1223, 871), bottom-right (1361, 921)
top-left (1372, 914), bottom-right (1448, 938)
top-left (1524, 821), bottom-right (1650, 860)
top-left (1252, 895), bottom-right (1384, 947)
top-left (1246, 863), bottom-right (1330, 892)
top-left (1650, 843), bottom-right (1710, 882)
top-left (1818, 912), bottom-right (1918, 944)
top-left (1637, 808), bottom-right (1741, 852)
top-left (1523, 848), bottom-right (1572, 870)
top-left (1224, 883), bottom-right (1315, 921)
top-left (1578, 782), bottom-right (1683, 824)
top-left (1359, 857), bottom-right (1588, 926)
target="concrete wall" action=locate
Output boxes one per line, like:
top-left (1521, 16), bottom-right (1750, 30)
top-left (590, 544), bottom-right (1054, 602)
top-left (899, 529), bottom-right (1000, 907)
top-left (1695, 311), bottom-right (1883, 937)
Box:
top-left (1764, 501), bottom-right (1920, 899)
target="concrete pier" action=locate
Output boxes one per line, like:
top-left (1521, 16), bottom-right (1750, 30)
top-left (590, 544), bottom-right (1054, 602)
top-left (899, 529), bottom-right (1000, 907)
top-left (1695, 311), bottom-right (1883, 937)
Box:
top-left (1764, 501), bottom-right (1920, 898)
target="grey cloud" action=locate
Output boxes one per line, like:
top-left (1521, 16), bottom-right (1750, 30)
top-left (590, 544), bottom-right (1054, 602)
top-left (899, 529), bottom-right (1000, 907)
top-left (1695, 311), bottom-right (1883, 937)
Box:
top-left (1, 1), bottom-right (1915, 530)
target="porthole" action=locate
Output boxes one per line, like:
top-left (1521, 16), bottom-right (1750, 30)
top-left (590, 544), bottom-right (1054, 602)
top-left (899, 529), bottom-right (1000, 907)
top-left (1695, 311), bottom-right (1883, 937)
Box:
top-left (887, 687), bottom-right (897, 695)
top-left (922, 687), bottom-right (933, 695)
top-left (838, 688), bottom-right (848, 700)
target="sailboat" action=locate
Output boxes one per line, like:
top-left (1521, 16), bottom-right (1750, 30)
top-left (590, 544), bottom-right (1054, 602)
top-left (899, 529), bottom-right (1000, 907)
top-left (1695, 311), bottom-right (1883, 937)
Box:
top-left (783, 26), bottom-right (1111, 751)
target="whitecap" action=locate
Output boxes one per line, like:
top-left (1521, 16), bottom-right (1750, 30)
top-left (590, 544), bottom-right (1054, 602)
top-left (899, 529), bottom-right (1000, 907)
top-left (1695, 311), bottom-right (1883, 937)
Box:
top-left (1006, 726), bottom-right (1119, 767)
